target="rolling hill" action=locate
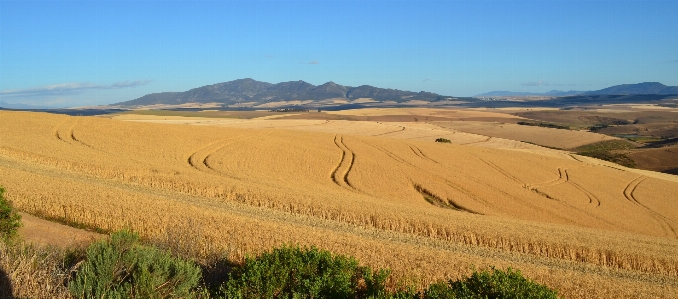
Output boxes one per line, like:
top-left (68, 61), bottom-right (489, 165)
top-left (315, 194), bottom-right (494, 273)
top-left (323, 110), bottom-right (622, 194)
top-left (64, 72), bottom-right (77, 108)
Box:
top-left (1, 109), bottom-right (677, 297)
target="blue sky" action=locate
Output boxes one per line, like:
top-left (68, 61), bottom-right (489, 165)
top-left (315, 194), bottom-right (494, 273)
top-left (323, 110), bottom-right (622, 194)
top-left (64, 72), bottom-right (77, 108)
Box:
top-left (1, 0), bottom-right (677, 107)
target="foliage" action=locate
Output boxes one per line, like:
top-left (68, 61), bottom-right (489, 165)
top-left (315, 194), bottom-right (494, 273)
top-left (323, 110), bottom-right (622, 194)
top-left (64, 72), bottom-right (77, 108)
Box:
top-left (574, 140), bottom-right (635, 152)
top-left (0, 187), bottom-right (22, 242)
top-left (3, 225), bottom-right (560, 299)
top-left (69, 230), bottom-right (202, 299)
top-left (576, 151), bottom-right (636, 168)
top-left (220, 245), bottom-right (390, 299)
top-left (420, 267), bottom-right (559, 299)
top-left (574, 140), bottom-right (637, 168)
top-left (517, 121), bottom-right (570, 130)
top-left (435, 138), bottom-right (451, 143)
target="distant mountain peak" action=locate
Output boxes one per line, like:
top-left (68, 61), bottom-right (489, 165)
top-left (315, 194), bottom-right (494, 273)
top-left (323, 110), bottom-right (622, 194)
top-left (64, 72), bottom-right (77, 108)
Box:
top-left (476, 82), bottom-right (678, 97)
top-left (115, 78), bottom-right (453, 106)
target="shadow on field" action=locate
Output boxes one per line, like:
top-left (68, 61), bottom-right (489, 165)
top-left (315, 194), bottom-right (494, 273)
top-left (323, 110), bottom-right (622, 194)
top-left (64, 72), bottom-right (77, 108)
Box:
top-left (0, 268), bottom-right (14, 299)
top-left (200, 258), bottom-right (240, 292)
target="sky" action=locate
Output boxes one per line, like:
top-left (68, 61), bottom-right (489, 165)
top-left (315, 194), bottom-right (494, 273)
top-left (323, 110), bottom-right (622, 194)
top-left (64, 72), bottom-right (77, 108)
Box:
top-left (1, 0), bottom-right (677, 108)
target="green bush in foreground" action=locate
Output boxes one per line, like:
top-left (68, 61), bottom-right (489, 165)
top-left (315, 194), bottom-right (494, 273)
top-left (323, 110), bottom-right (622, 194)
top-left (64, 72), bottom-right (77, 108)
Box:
top-left (0, 187), bottom-right (22, 242)
top-left (221, 245), bottom-right (390, 299)
top-left (69, 230), bottom-right (202, 299)
top-left (421, 267), bottom-right (559, 299)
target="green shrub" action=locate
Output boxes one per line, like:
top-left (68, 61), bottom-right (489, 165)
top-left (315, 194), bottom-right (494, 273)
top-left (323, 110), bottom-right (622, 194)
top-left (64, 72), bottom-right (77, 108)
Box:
top-left (0, 187), bottom-right (22, 242)
top-left (435, 138), bottom-right (451, 143)
top-left (425, 267), bottom-right (558, 299)
top-left (69, 230), bottom-right (202, 299)
top-left (220, 245), bottom-right (390, 299)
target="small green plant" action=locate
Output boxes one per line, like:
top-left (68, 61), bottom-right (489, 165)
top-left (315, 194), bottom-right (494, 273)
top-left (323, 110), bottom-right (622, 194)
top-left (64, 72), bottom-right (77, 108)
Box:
top-left (0, 187), bottom-right (22, 242)
top-left (421, 267), bottom-right (559, 299)
top-left (435, 138), bottom-right (451, 143)
top-left (69, 230), bottom-right (201, 299)
top-left (221, 245), bottom-right (390, 299)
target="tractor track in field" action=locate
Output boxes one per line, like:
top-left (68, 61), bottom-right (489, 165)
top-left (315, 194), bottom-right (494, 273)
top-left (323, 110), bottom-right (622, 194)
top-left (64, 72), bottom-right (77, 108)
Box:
top-left (367, 142), bottom-right (490, 206)
top-left (409, 145), bottom-right (440, 164)
top-left (188, 132), bottom-right (270, 178)
top-left (52, 118), bottom-right (101, 151)
top-left (623, 176), bottom-right (646, 205)
top-left (372, 125), bottom-right (406, 137)
top-left (330, 135), bottom-right (357, 190)
top-left (200, 135), bottom-right (258, 174)
top-left (460, 136), bottom-right (492, 146)
top-left (527, 168), bottom-right (569, 190)
top-left (623, 176), bottom-right (677, 238)
top-left (52, 119), bottom-right (70, 142)
top-left (187, 139), bottom-right (229, 174)
top-left (3, 154), bottom-right (676, 289)
top-left (472, 155), bottom-right (526, 188)
top-left (566, 171), bottom-right (601, 207)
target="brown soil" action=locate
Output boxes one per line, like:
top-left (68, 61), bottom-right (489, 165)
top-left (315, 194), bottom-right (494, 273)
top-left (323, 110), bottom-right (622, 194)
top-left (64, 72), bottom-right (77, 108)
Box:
top-left (629, 146), bottom-right (678, 173)
top-left (17, 212), bottom-right (104, 248)
top-left (515, 110), bottom-right (678, 128)
top-left (597, 123), bottom-right (678, 139)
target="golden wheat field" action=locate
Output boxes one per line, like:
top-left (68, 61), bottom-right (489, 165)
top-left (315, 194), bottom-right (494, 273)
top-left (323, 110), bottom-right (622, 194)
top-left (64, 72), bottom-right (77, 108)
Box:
top-left (2, 110), bottom-right (678, 298)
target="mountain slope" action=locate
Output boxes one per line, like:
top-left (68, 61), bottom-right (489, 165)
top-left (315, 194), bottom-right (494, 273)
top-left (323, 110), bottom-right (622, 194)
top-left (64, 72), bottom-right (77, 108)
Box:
top-left (586, 82), bottom-right (678, 95)
top-left (116, 78), bottom-right (454, 106)
top-left (477, 82), bottom-right (678, 97)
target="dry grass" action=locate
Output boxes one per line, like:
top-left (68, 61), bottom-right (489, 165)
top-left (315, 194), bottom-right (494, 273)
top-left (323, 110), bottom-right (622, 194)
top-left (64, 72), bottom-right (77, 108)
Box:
top-left (2, 111), bottom-right (678, 297)
top-left (0, 241), bottom-right (75, 299)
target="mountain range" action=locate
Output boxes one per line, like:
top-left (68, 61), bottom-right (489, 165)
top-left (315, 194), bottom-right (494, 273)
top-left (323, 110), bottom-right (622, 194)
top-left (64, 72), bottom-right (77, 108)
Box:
top-left (475, 82), bottom-right (678, 97)
top-left (0, 101), bottom-right (54, 110)
top-left (116, 78), bottom-right (456, 107)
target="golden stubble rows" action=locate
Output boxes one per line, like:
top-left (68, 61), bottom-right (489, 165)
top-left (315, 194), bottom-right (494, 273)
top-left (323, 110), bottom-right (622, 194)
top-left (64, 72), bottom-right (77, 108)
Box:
top-left (1, 111), bottom-right (678, 297)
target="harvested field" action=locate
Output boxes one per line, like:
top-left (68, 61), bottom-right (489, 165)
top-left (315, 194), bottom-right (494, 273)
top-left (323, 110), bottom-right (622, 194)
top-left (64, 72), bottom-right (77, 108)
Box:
top-left (2, 110), bottom-right (678, 297)
top-left (429, 121), bottom-right (617, 149)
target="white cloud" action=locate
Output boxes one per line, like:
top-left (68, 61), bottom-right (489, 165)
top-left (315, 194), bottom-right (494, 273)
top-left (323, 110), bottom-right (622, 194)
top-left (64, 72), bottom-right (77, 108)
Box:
top-left (521, 81), bottom-right (549, 87)
top-left (308, 60), bottom-right (319, 65)
top-left (0, 80), bottom-right (151, 97)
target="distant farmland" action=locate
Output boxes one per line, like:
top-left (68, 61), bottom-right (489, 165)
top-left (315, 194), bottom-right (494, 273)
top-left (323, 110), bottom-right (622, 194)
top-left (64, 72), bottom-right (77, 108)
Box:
top-left (1, 110), bottom-right (678, 298)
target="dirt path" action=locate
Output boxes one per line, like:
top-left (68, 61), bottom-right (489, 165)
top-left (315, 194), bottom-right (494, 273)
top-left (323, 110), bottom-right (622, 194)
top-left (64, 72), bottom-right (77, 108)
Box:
top-left (17, 212), bottom-right (104, 248)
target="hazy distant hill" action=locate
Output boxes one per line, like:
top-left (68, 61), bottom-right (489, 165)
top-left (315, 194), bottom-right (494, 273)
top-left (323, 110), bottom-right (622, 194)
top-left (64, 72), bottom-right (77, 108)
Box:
top-left (475, 90), bottom-right (582, 97)
top-left (476, 82), bottom-right (678, 97)
top-left (116, 78), bottom-right (455, 106)
top-left (585, 82), bottom-right (678, 95)
top-left (0, 101), bottom-right (53, 109)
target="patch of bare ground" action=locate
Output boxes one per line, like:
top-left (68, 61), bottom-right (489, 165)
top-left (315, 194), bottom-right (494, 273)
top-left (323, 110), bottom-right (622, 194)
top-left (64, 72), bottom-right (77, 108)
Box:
top-left (514, 109), bottom-right (678, 129)
top-left (629, 146), bottom-right (678, 174)
top-left (17, 212), bottom-right (104, 248)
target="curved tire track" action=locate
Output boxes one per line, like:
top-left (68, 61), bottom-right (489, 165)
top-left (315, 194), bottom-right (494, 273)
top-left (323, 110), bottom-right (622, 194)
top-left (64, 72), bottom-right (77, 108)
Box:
top-left (187, 133), bottom-right (266, 178)
top-left (527, 168), bottom-right (568, 190)
top-left (460, 136), bottom-right (492, 146)
top-left (52, 119), bottom-right (71, 142)
top-left (472, 155), bottom-right (525, 188)
top-left (330, 135), bottom-right (357, 190)
top-left (367, 142), bottom-right (489, 206)
top-left (566, 170), bottom-right (600, 207)
top-left (53, 118), bottom-right (100, 151)
top-left (372, 125), bottom-right (406, 137)
top-left (409, 145), bottom-right (439, 164)
top-left (623, 176), bottom-right (677, 238)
